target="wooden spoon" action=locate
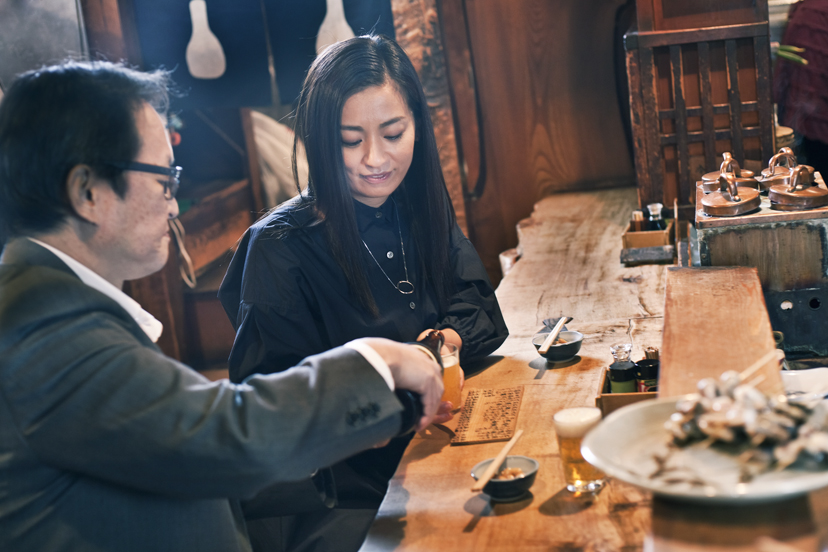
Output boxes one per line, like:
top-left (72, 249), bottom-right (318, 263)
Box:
top-left (472, 429), bottom-right (524, 492)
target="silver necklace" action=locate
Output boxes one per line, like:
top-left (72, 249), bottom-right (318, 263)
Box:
top-left (361, 205), bottom-right (414, 295)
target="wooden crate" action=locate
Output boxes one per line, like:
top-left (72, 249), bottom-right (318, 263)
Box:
top-left (622, 219), bottom-right (675, 249)
top-left (595, 367), bottom-right (656, 418)
top-left (625, 0), bottom-right (774, 220)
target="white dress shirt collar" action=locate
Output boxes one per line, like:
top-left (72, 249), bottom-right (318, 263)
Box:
top-left (27, 238), bottom-right (164, 343)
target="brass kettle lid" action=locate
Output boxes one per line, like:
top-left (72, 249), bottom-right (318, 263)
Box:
top-left (769, 164), bottom-right (828, 210)
top-left (701, 172), bottom-right (761, 216)
top-left (701, 152), bottom-right (757, 193)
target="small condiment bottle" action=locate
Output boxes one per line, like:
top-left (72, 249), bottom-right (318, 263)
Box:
top-left (646, 203), bottom-right (667, 231)
top-left (608, 343), bottom-right (636, 393)
top-left (630, 210), bottom-right (645, 232)
top-left (635, 359), bottom-right (659, 393)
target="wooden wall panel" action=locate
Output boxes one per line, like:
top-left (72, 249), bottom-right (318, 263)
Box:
top-left (453, 0), bottom-right (635, 283)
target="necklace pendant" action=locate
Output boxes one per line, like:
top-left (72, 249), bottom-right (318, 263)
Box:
top-left (397, 280), bottom-right (415, 294)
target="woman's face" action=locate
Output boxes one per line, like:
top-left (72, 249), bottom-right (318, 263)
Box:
top-left (340, 82), bottom-right (416, 208)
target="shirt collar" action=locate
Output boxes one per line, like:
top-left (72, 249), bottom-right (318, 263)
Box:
top-left (353, 196), bottom-right (398, 235)
top-left (27, 237), bottom-right (164, 342)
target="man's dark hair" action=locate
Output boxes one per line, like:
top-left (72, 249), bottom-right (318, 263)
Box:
top-left (0, 61), bottom-right (171, 242)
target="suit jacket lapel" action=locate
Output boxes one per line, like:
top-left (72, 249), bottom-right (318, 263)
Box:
top-left (0, 238), bottom-right (162, 352)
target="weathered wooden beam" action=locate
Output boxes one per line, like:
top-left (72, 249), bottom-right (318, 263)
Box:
top-left (391, 0), bottom-right (468, 235)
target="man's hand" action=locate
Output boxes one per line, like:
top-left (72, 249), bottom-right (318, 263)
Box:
top-left (356, 338), bottom-right (444, 432)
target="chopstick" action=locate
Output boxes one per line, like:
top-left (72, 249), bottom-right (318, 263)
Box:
top-left (472, 429), bottom-right (524, 492)
top-left (538, 318), bottom-right (567, 354)
top-left (739, 349), bottom-right (784, 383)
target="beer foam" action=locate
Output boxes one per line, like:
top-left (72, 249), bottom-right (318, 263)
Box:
top-left (442, 356), bottom-right (459, 368)
top-left (553, 407), bottom-right (602, 438)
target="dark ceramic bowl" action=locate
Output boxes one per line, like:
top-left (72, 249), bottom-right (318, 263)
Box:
top-left (532, 331), bottom-right (584, 362)
top-left (470, 455), bottom-right (539, 502)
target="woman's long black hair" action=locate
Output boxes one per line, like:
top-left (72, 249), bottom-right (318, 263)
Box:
top-left (292, 34), bottom-right (455, 317)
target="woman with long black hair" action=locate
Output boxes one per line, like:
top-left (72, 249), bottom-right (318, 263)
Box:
top-left (219, 34), bottom-right (507, 552)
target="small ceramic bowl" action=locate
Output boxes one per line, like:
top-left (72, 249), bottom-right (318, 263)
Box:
top-left (471, 455), bottom-right (539, 502)
top-left (532, 331), bottom-right (584, 362)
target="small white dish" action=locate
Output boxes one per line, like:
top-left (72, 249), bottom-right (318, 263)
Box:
top-left (781, 367), bottom-right (828, 396)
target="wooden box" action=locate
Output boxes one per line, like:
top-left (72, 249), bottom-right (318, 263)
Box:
top-left (622, 219), bottom-right (675, 249)
top-left (595, 367), bottom-right (656, 418)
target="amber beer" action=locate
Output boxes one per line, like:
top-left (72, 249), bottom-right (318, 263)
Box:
top-left (553, 407), bottom-right (606, 493)
top-left (441, 343), bottom-right (462, 407)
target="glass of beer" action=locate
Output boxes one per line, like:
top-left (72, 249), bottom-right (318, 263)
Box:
top-left (553, 407), bottom-right (606, 493)
top-left (440, 343), bottom-right (463, 408)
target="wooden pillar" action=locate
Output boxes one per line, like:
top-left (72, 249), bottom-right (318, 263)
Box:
top-left (390, 0), bottom-right (469, 236)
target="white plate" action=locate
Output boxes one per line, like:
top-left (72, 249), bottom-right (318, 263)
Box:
top-left (581, 397), bottom-right (828, 503)
top-left (781, 367), bottom-right (828, 396)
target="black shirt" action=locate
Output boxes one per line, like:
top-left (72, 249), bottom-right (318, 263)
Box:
top-left (219, 194), bottom-right (508, 383)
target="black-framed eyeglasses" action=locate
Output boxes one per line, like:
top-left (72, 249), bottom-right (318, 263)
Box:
top-left (105, 161), bottom-right (182, 200)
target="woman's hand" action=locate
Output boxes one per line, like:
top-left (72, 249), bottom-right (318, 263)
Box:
top-left (417, 328), bottom-right (463, 355)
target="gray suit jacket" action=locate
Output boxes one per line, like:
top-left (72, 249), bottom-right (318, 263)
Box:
top-left (0, 239), bottom-right (403, 551)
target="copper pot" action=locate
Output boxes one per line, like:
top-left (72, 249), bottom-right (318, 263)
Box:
top-left (701, 171), bottom-right (761, 217)
top-left (756, 147), bottom-right (815, 192)
top-left (701, 152), bottom-right (757, 193)
top-left (769, 164), bottom-right (828, 211)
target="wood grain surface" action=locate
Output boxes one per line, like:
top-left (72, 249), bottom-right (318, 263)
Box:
top-left (361, 188), bottom-right (819, 551)
top-left (437, 0), bottom-right (635, 284)
top-left (391, 0), bottom-right (468, 236)
top-left (659, 266), bottom-right (781, 398)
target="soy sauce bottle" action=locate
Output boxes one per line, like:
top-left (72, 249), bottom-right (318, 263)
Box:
top-left (647, 203), bottom-right (668, 231)
top-left (608, 343), bottom-right (636, 393)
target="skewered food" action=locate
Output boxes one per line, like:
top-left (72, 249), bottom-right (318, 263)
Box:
top-left (661, 370), bottom-right (828, 482)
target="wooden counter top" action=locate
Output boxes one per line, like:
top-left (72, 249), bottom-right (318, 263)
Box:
top-left (361, 188), bottom-right (666, 551)
top-left (361, 188), bottom-right (828, 551)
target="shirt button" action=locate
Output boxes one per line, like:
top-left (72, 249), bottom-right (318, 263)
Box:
top-left (409, 302), bottom-right (416, 310)
top-left (386, 251), bottom-right (394, 259)
top-left (375, 211), bottom-right (382, 219)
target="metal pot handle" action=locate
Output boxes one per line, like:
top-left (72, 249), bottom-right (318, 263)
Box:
top-left (719, 152), bottom-right (743, 178)
top-left (767, 147), bottom-right (797, 172)
top-left (786, 164), bottom-right (813, 194)
top-left (718, 172), bottom-right (742, 202)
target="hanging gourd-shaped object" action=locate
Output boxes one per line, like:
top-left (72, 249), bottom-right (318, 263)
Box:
top-left (769, 164), bottom-right (828, 211)
top-left (701, 171), bottom-right (761, 217)
top-left (316, 0), bottom-right (355, 55)
top-left (701, 152), bottom-right (757, 193)
top-left (186, 0), bottom-right (226, 80)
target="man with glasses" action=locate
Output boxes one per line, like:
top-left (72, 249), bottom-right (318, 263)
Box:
top-left (0, 61), bottom-right (443, 551)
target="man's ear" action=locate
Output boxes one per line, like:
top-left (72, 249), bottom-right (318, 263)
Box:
top-left (65, 164), bottom-right (102, 226)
